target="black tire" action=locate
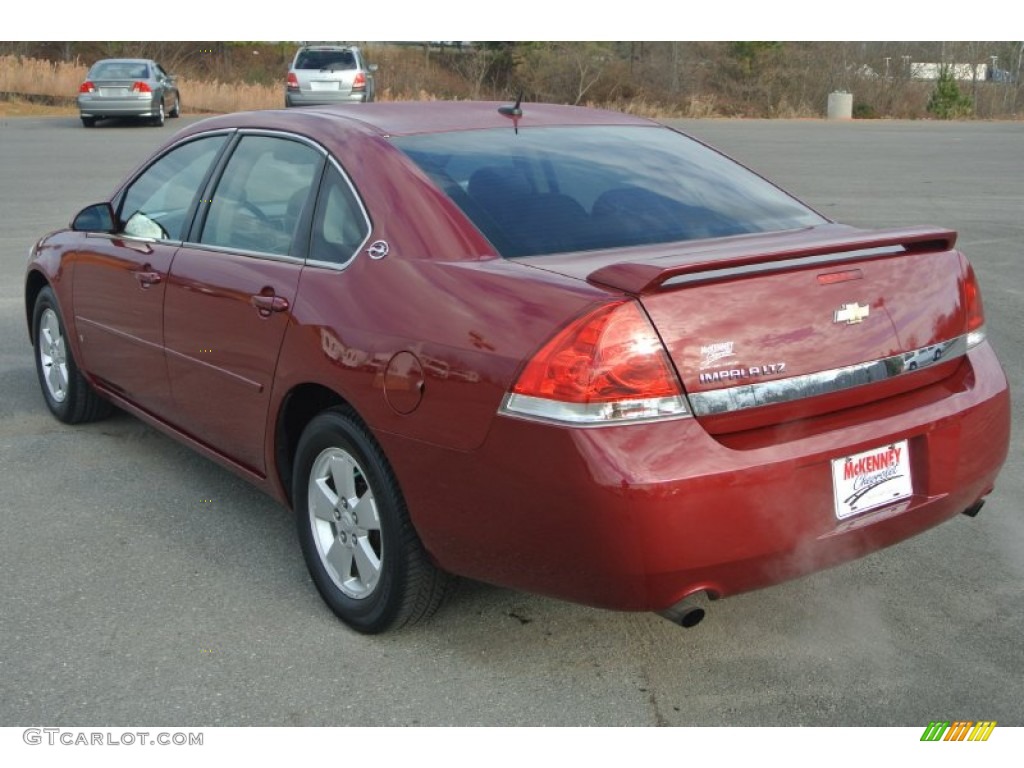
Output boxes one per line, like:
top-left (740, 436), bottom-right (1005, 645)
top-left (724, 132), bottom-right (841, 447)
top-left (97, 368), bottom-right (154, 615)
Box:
top-left (151, 101), bottom-right (165, 127)
top-left (81, 116), bottom-right (96, 128)
top-left (168, 94), bottom-right (180, 118)
top-left (293, 406), bottom-right (451, 633)
top-left (32, 286), bottom-right (112, 424)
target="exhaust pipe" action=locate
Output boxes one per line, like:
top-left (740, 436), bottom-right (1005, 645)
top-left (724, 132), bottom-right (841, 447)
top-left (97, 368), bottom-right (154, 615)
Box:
top-left (657, 590), bottom-right (709, 629)
top-left (961, 499), bottom-right (985, 518)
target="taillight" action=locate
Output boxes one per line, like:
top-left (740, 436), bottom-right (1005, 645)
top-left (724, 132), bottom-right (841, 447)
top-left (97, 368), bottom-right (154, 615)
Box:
top-left (131, 81), bottom-right (152, 93)
top-left (79, 81), bottom-right (95, 93)
top-left (501, 300), bottom-right (690, 425)
top-left (963, 258), bottom-right (986, 348)
top-left (286, 73), bottom-right (300, 91)
top-left (352, 72), bottom-right (366, 91)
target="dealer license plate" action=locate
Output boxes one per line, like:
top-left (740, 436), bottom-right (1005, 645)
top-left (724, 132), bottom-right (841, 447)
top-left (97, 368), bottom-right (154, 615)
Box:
top-left (831, 439), bottom-right (913, 520)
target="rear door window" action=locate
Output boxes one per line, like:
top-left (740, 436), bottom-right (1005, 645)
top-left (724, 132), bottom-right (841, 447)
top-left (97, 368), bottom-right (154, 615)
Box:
top-left (308, 162), bottom-right (371, 267)
top-left (199, 135), bottom-right (324, 257)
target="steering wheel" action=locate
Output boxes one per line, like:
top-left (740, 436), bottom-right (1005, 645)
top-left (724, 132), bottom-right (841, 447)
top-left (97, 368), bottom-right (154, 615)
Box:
top-left (240, 199), bottom-right (272, 224)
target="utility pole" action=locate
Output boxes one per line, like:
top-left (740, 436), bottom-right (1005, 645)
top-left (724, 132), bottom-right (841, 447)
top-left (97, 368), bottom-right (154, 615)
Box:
top-left (672, 42), bottom-right (679, 93)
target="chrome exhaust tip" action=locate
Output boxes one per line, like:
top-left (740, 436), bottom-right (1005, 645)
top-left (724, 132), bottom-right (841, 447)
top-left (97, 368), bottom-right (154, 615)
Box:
top-left (657, 591), bottom-right (709, 628)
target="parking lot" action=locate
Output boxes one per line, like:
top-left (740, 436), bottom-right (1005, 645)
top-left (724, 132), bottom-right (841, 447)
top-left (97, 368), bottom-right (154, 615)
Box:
top-left (1, 113), bottom-right (1021, 726)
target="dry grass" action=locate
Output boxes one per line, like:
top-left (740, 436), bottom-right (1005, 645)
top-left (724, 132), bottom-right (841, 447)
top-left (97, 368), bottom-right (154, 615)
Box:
top-left (0, 55), bottom-right (284, 114)
top-left (0, 53), bottom-right (729, 120)
top-left (0, 96), bottom-right (76, 117)
top-left (0, 54), bottom-right (467, 114)
top-left (0, 56), bottom-right (87, 100)
top-left (176, 76), bottom-right (279, 113)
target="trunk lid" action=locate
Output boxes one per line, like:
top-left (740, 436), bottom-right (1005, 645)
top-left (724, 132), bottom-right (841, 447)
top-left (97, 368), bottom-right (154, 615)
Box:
top-left (524, 225), bottom-right (970, 433)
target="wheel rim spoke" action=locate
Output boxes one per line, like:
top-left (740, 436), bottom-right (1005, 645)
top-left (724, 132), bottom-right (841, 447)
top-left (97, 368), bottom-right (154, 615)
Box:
top-left (310, 477), bottom-right (339, 522)
top-left (48, 362), bottom-right (67, 398)
top-left (329, 453), bottom-right (359, 505)
top-left (351, 492), bottom-right (380, 531)
top-left (41, 321), bottom-right (54, 348)
top-left (352, 536), bottom-right (381, 587)
top-left (325, 539), bottom-right (355, 583)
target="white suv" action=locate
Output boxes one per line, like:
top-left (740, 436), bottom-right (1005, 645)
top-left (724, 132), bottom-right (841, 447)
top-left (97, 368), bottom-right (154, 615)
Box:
top-left (285, 45), bottom-right (377, 107)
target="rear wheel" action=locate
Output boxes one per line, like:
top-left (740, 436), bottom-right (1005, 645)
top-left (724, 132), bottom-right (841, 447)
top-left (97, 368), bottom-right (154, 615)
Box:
top-left (293, 407), bottom-right (451, 633)
top-left (81, 116), bottom-right (96, 128)
top-left (32, 286), bottom-right (112, 424)
top-left (151, 101), bottom-right (165, 127)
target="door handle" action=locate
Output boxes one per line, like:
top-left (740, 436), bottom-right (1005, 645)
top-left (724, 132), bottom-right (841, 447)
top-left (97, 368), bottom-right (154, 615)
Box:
top-left (251, 294), bottom-right (289, 315)
top-left (133, 269), bottom-right (162, 287)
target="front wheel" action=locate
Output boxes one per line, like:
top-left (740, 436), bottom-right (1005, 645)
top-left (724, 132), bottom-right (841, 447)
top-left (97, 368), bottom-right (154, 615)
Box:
top-left (32, 286), bottom-right (112, 424)
top-left (168, 94), bottom-right (180, 118)
top-left (293, 407), bottom-right (451, 633)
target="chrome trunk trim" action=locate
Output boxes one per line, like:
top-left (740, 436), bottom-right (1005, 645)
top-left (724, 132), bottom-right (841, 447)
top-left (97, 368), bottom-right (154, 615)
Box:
top-left (688, 333), bottom-right (974, 417)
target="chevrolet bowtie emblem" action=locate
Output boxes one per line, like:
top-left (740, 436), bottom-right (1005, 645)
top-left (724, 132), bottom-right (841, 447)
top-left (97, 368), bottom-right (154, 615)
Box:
top-left (834, 302), bottom-right (870, 325)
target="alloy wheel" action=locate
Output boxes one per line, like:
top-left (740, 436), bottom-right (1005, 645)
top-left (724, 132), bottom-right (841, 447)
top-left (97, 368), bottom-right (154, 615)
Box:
top-left (308, 446), bottom-right (383, 599)
top-left (38, 307), bottom-right (68, 403)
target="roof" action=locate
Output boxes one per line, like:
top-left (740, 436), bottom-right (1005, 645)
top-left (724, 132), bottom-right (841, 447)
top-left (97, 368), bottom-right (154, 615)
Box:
top-left (181, 101), bottom-right (661, 139)
top-left (90, 58), bottom-right (154, 65)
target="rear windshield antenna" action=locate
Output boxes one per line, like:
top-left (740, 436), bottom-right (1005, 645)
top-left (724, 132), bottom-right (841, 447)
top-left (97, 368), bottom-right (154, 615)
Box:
top-left (498, 92), bottom-right (523, 133)
top-left (498, 93), bottom-right (523, 117)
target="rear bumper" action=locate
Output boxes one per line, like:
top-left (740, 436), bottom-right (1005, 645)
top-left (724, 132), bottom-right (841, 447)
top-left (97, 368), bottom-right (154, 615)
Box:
top-left (78, 94), bottom-right (160, 118)
top-left (383, 343), bottom-right (1010, 611)
top-left (285, 90), bottom-right (368, 107)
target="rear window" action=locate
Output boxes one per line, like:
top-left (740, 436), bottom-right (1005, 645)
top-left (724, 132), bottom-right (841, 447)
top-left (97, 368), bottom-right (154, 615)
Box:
top-left (394, 125), bottom-right (825, 258)
top-left (91, 61), bottom-right (150, 80)
top-left (295, 49), bottom-right (356, 71)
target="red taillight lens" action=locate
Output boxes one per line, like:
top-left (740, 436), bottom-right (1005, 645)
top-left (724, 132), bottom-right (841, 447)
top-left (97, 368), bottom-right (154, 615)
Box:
top-left (352, 72), bottom-right (366, 91)
top-left (79, 81), bottom-right (95, 93)
top-left (964, 261), bottom-right (985, 333)
top-left (962, 258), bottom-right (986, 348)
top-left (503, 301), bottom-right (689, 424)
top-left (131, 81), bottom-right (152, 93)
top-left (286, 73), bottom-right (300, 91)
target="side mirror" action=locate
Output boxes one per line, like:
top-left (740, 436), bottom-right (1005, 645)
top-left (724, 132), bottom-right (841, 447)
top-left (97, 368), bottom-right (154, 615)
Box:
top-left (368, 64), bottom-right (379, 73)
top-left (71, 202), bottom-right (117, 233)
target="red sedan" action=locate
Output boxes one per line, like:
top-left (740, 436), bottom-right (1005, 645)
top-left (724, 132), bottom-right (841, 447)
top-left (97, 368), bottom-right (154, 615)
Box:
top-left (25, 102), bottom-right (1010, 633)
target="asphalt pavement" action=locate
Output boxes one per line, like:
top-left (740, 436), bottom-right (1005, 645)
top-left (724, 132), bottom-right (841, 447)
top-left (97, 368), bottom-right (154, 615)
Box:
top-left (1, 113), bottom-right (1021, 726)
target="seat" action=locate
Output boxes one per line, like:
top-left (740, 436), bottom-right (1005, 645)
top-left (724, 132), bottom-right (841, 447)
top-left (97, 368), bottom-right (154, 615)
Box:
top-left (591, 186), bottom-right (691, 246)
top-left (284, 186), bottom-right (310, 239)
top-left (467, 167), bottom-right (533, 229)
top-left (518, 194), bottom-right (594, 255)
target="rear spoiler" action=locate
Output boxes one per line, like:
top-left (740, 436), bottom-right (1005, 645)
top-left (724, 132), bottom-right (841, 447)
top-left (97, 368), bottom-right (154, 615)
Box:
top-left (586, 226), bottom-right (957, 294)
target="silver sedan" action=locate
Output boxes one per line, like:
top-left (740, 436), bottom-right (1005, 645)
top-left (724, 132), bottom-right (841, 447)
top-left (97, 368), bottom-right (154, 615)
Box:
top-left (77, 58), bottom-right (181, 128)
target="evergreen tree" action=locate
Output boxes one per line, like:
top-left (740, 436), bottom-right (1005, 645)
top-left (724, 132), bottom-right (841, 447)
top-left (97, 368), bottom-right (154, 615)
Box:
top-left (927, 67), bottom-right (973, 118)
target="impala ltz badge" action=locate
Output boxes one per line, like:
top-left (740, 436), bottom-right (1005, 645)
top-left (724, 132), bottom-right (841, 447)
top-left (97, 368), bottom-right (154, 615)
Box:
top-left (834, 302), bottom-right (870, 325)
top-left (699, 363), bottom-right (786, 384)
